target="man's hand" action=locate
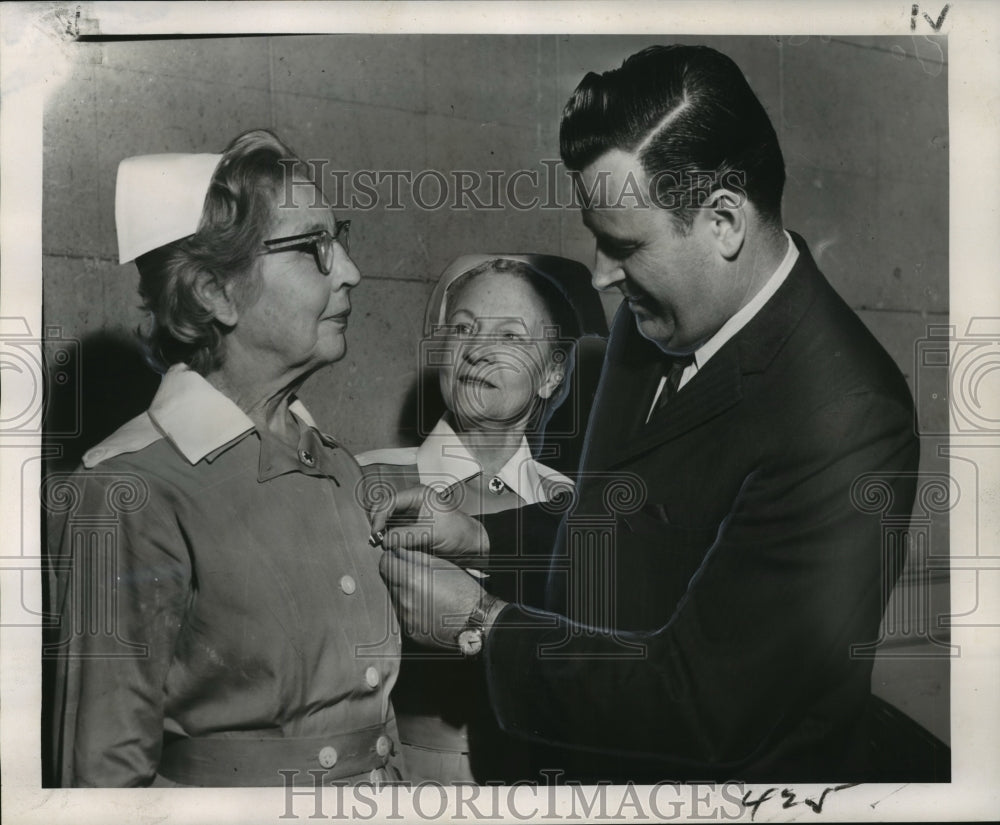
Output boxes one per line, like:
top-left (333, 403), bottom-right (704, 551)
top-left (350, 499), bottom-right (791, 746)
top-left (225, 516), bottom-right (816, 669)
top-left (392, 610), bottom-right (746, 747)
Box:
top-left (370, 484), bottom-right (490, 568)
top-left (379, 547), bottom-right (505, 650)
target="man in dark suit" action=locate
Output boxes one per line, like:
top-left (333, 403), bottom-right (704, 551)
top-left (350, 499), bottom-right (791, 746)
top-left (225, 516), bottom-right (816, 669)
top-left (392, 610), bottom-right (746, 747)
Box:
top-left (378, 45), bottom-right (933, 782)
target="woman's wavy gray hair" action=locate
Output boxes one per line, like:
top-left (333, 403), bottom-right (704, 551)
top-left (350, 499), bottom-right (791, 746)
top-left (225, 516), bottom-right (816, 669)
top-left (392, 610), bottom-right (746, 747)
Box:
top-left (135, 129), bottom-right (306, 374)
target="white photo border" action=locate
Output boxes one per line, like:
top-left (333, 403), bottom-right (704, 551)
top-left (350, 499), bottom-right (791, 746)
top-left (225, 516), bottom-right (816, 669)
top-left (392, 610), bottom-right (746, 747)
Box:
top-left (2, 1), bottom-right (997, 822)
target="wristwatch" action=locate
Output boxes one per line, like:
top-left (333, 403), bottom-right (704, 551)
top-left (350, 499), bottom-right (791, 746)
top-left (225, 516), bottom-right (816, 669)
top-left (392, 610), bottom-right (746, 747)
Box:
top-left (457, 598), bottom-right (495, 658)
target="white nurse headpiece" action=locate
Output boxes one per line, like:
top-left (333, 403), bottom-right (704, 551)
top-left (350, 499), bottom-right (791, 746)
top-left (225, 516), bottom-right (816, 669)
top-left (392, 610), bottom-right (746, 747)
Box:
top-left (115, 152), bottom-right (223, 264)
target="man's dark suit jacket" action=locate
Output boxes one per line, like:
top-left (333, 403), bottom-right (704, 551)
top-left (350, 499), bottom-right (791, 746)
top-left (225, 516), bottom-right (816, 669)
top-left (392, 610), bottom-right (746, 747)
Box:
top-left (479, 233), bottom-right (925, 783)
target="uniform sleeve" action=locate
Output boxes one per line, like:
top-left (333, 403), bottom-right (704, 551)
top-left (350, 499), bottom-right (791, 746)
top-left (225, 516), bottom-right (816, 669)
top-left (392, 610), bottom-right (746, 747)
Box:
top-left (48, 468), bottom-right (191, 787)
top-left (482, 390), bottom-right (919, 768)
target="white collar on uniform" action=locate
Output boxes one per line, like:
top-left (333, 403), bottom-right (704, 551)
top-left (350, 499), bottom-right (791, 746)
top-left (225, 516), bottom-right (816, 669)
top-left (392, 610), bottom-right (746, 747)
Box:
top-left (149, 363), bottom-right (319, 465)
top-left (415, 418), bottom-right (570, 506)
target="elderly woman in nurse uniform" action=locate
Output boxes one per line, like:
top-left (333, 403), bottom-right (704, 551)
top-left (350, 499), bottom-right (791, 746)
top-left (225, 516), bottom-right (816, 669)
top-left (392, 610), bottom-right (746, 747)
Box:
top-left (357, 255), bottom-right (602, 783)
top-left (48, 130), bottom-right (402, 787)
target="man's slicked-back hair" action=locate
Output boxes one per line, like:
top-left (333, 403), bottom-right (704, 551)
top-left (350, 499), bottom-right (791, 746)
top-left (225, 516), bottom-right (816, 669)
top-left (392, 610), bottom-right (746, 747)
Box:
top-left (560, 45), bottom-right (785, 228)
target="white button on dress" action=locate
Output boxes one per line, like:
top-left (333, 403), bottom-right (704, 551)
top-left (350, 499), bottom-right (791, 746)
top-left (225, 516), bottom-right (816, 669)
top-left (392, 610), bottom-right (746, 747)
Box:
top-left (318, 746), bottom-right (338, 768)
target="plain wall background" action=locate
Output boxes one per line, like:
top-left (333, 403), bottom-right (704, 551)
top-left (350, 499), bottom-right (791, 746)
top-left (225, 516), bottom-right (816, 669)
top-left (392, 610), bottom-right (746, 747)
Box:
top-left (41, 34), bottom-right (950, 742)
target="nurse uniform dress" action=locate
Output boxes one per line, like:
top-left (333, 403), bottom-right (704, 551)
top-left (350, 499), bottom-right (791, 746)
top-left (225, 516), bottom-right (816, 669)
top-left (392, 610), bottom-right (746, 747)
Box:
top-left (48, 365), bottom-right (403, 787)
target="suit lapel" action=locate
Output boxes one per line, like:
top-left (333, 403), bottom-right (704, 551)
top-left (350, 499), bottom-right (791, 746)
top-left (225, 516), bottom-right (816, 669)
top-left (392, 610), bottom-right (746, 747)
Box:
top-left (589, 345), bottom-right (743, 470)
top-left (637, 351), bottom-right (742, 442)
top-left (577, 306), bottom-right (658, 470)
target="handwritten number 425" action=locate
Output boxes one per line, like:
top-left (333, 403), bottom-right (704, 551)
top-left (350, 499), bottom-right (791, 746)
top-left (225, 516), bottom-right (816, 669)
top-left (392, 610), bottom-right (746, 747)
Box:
top-left (912, 4), bottom-right (950, 31)
top-left (741, 784), bottom-right (860, 820)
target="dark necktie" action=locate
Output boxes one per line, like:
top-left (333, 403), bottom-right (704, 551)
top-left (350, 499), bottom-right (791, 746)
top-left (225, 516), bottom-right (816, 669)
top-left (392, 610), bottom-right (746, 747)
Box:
top-left (652, 354), bottom-right (695, 414)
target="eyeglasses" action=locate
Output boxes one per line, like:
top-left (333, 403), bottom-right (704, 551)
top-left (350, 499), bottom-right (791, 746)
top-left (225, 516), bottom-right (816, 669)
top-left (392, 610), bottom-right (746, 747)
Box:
top-left (260, 220), bottom-right (351, 275)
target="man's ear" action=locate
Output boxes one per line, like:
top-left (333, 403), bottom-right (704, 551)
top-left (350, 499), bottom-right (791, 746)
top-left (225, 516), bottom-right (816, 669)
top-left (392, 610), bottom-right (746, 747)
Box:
top-left (193, 272), bottom-right (239, 327)
top-left (704, 189), bottom-right (746, 260)
top-left (537, 363), bottom-right (566, 400)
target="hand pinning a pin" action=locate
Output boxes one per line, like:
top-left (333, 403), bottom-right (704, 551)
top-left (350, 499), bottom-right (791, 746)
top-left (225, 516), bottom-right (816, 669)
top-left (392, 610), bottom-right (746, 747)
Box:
top-left (367, 480), bottom-right (465, 554)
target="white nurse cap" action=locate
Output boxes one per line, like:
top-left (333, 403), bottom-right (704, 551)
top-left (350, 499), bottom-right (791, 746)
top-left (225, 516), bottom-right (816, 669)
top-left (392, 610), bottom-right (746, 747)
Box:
top-left (115, 152), bottom-right (223, 264)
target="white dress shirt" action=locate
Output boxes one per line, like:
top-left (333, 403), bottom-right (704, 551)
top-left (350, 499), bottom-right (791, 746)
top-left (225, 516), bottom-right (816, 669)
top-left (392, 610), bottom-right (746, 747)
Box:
top-left (647, 231), bottom-right (798, 420)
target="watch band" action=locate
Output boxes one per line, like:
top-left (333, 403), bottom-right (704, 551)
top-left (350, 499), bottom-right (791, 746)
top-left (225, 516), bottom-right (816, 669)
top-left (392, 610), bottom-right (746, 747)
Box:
top-left (457, 595), bottom-right (499, 657)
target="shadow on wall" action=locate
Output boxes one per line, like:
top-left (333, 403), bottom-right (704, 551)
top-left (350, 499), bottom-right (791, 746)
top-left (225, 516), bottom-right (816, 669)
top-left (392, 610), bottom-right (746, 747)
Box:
top-left (44, 329), bottom-right (160, 475)
top-left (395, 368), bottom-right (444, 451)
top-left (40, 328), bottom-right (159, 785)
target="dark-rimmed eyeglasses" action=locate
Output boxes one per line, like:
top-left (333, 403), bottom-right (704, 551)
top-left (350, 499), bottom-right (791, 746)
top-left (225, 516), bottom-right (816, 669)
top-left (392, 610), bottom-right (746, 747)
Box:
top-left (260, 220), bottom-right (351, 275)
